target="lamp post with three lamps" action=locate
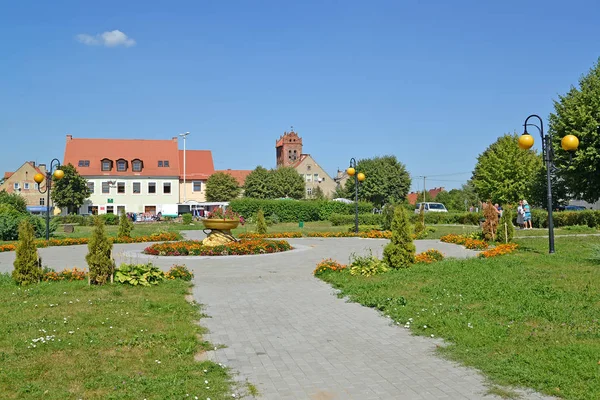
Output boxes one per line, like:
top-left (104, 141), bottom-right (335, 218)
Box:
top-left (33, 159), bottom-right (64, 241)
top-left (346, 158), bottom-right (366, 234)
top-left (518, 114), bottom-right (579, 254)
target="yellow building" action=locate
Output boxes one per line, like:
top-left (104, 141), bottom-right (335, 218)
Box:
top-left (0, 161), bottom-right (52, 213)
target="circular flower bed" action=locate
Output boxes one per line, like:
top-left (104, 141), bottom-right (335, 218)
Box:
top-left (143, 239), bottom-right (292, 256)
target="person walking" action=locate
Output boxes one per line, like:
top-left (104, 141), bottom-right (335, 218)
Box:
top-left (523, 200), bottom-right (532, 229)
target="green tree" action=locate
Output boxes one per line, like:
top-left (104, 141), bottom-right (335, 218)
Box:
top-left (243, 166), bottom-right (274, 199)
top-left (86, 217), bottom-right (115, 285)
top-left (434, 183), bottom-right (479, 211)
top-left (383, 206), bottom-right (415, 268)
top-left (205, 172), bottom-right (241, 202)
top-left (270, 167), bottom-right (305, 199)
top-left (256, 209), bottom-right (267, 234)
top-left (117, 211), bottom-right (133, 238)
top-left (548, 58), bottom-right (600, 202)
top-left (312, 186), bottom-right (326, 200)
top-left (496, 208), bottom-right (515, 243)
top-left (51, 164), bottom-right (91, 214)
top-left (471, 134), bottom-right (543, 204)
top-left (345, 156), bottom-right (411, 206)
top-left (414, 205), bottom-right (425, 236)
top-left (12, 219), bottom-right (42, 285)
top-left (0, 190), bottom-right (27, 214)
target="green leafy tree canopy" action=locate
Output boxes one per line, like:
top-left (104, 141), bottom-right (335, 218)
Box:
top-left (270, 167), bottom-right (305, 199)
top-left (51, 164), bottom-right (91, 214)
top-left (0, 190), bottom-right (28, 214)
top-left (344, 155), bottom-right (411, 206)
top-left (471, 134), bottom-right (542, 204)
top-left (206, 172), bottom-right (241, 202)
top-left (243, 166), bottom-right (274, 199)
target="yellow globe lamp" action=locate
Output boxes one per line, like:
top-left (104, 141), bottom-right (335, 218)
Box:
top-left (357, 172), bottom-right (366, 182)
top-left (561, 134), bottom-right (579, 151)
top-left (518, 133), bottom-right (535, 150)
top-left (33, 173), bottom-right (45, 184)
top-left (53, 169), bottom-right (65, 180)
top-left (347, 167), bottom-right (356, 176)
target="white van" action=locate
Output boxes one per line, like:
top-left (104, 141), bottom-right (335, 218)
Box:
top-left (415, 202), bottom-right (448, 214)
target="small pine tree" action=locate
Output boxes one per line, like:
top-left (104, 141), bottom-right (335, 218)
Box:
top-left (496, 208), bottom-right (515, 243)
top-left (86, 216), bottom-right (115, 285)
top-left (381, 203), bottom-right (395, 230)
top-left (414, 204), bottom-right (425, 236)
top-left (383, 206), bottom-right (416, 268)
top-left (256, 209), bottom-right (268, 234)
top-left (12, 219), bottom-right (42, 285)
top-left (482, 201), bottom-right (499, 241)
top-left (117, 211), bottom-right (133, 238)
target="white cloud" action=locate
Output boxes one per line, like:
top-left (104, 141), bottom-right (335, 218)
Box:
top-left (76, 30), bottom-right (136, 47)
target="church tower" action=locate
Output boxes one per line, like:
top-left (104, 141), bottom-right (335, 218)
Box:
top-left (275, 128), bottom-right (303, 167)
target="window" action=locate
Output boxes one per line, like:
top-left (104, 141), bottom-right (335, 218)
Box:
top-left (117, 159), bottom-right (127, 172)
top-left (164, 160), bottom-right (170, 167)
top-left (34, 183), bottom-right (39, 190)
top-left (306, 174), bottom-right (312, 182)
top-left (133, 182), bottom-right (141, 194)
top-left (158, 161), bottom-right (163, 167)
top-left (101, 159), bottom-right (112, 171)
top-left (163, 182), bottom-right (171, 194)
top-left (87, 181), bottom-right (94, 194)
top-left (307, 187), bottom-right (312, 196)
top-left (193, 181), bottom-right (202, 192)
top-left (13, 183), bottom-right (19, 190)
top-left (24, 183), bottom-right (30, 190)
top-left (314, 174), bottom-right (319, 182)
top-left (106, 206), bottom-right (114, 214)
top-left (117, 182), bottom-right (125, 194)
top-left (148, 182), bottom-right (156, 194)
top-left (132, 159), bottom-right (142, 172)
top-left (102, 182), bottom-right (110, 194)
top-left (78, 160), bottom-right (90, 167)
top-left (158, 160), bottom-right (170, 167)
top-left (40, 198), bottom-right (45, 206)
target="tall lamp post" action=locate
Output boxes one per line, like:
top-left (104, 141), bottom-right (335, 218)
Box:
top-left (347, 158), bottom-right (366, 234)
top-left (518, 114), bottom-right (579, 254)
top-left (179, 132), bottom-right (190, 203)
top-left (33, 159), bottom-right (64, 241)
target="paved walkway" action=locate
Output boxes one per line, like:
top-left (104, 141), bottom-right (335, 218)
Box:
top-left (0, 234), bottom-right (554, 400)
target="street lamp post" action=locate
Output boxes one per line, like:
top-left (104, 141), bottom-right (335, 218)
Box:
top-left (179, 132), bottom-right (190, 203)
top-left (346, 158), bottom-right (366, 234)
top-left (33, 159), bottom-right (64, 241)
top-left (518, 114), bottom-right (579, 254)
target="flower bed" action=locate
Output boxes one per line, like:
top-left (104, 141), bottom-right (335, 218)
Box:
top-left (415, 249), bottom-right (445, 264)
top-left (313, 259), bottom-right (347, 275)
top-left (144, 239), bottom-right (292, 256)
top-left (43, 267), bottom-right (88, 282)
top-left (440, 234), bottom-right (488, 250)
top-left (0, 232), bottom-right (179, 253)
top-left (307, 230), bottom-right (392, 239)
top-left (238, 232), bottom-right (303, 239)
top-left (478, 243), bottom-right (519, 258)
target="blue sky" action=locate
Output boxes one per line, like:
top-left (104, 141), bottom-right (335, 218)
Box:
top-left (2, 0), bottom-right (599, 192)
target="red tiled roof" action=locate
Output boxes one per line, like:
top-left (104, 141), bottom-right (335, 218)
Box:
top-left (216, 169), bottom-right (252, 186)
top-left (63, 136), bottom-right (180, 177)
top-left (406, 187), bottom-right (445, 205)
top-left (4, 172), bottom-right (13, 179)
top-left (179, 150), bottom-right (214, 180)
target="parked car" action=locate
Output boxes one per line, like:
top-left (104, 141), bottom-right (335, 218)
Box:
top-left (415, 202), bottom-right (448, 213)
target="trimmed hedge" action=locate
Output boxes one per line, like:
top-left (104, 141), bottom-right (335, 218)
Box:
top-left (329, 213), bottom-right (383, 226)
top-left (528, 209), bottom-right (600, 228)
top-left (52, 214), bottom-right (119, 226)
top-left (407, 212), bottom-right (483, 226)
top-left (228, 199), bottom-right (374, 222)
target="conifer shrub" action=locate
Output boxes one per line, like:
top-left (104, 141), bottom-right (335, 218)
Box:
top-left (496, 208), bottom-right (515, 243)
top-left (414, 204), bottom-right (425, 236)
top-left (12, 219), bottom-right (42, 285)
top-left (117, 211), bottom-right (133, 238)
top-left (482, 201), bottom-right (499, 241)
top-left (86, 216), bottom-right (115, 285)
top-left (256, 209), bottom-right (268, 234)
top-left (383, 206), bottom-right (415, 268)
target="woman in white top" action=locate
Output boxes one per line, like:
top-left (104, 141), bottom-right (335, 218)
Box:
top-left (516, 200), bottom-right (524, 229)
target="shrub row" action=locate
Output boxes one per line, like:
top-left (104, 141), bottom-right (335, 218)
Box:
top-left (228, 199), bottom-right (374, 222)
top-left (408, 212), bottom-right (483, 225)
top-left (525, 209), bottom-right (600, 228)
top-left (329, 213), bottom-right (383, 226)
top-left (52, 214), bottom-right (119, 226)
top-left (0, 213), bottom-right (58, 241)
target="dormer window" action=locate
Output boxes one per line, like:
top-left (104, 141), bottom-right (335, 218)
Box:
top-left (164, 160), bottom-right (170, 167)
top-left (158, 160), bottom-right (170, 167)
top-left (101, 159), bottom-right (113, 171)
top-left (78, 160), bottom-right (90, 167)
top-left (116, 159), bottom-right (128, 172)
top-left (132, 159), bottom-right (143, 172)
top-left (158, 161), bottom-right (163, 167)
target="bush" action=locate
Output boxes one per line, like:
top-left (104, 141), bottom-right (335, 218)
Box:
top-left (86, 217), bottom-right (115, 285)
top-left (482, 201), bottom-right (499, 241)
top-left (408, 211), bottom-right (483, 225)
top-left (313, 259), bottom-right (347, 276)
top-left (496, 208), bottom-right (515, 243)
top-left (99, 213), bottom-right (119, 225)
top-left (53, 214), bottom-right (92, 226)
top-left (165, 265), bottom-right (193, 281)
top-left (228, 199), bottom-right (373, 222)
top-left (115, 263), bottom-right (164, 286)
top-left (381, 203), bottom-right (396, 230)
top-left (415, 249), bottom-right (445, 264)
top-left (182, 213), bottom-right (193, 225)
top-left (0, 190), bottom-right (28, 214)
top-left (12, 219), bottom-right (43, 285)
top-left (0, 209), bottom-right (56, 241)
top-left (349, 250), bottom-right (390, 277)
top-left (414, 205), bottom-right (425, 236)
top-left (329, 213), bottom-right (383, 226)
top-left (256, 209), bottom-right (267, 234)
top-left (118, 211), bottom-right (133, 238)
top-left (383, 206), bottom-right (415, 268)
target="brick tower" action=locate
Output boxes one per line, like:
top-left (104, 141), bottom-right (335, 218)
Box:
top-left (275, 128), bottom-right (303, 167)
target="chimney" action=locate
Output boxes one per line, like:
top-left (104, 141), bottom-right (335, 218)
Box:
top-left (66, 134), bottom-right (73, 141)
top-left (172, 137), bottom-right (178, 142)
top-left (29, 161), bottom-right (35, 167)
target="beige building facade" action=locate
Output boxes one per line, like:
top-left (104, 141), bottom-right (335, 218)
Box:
top-left (0, 161), bottom-right (51, 213)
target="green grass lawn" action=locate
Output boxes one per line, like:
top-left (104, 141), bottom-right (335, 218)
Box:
top-left (0, 276), bottom-right (238, 399)
top-left (317, 236), bottom-right (600, 399)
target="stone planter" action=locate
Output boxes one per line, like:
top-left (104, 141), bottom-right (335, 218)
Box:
top-left (201, 219), bottom-right (240, 246)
